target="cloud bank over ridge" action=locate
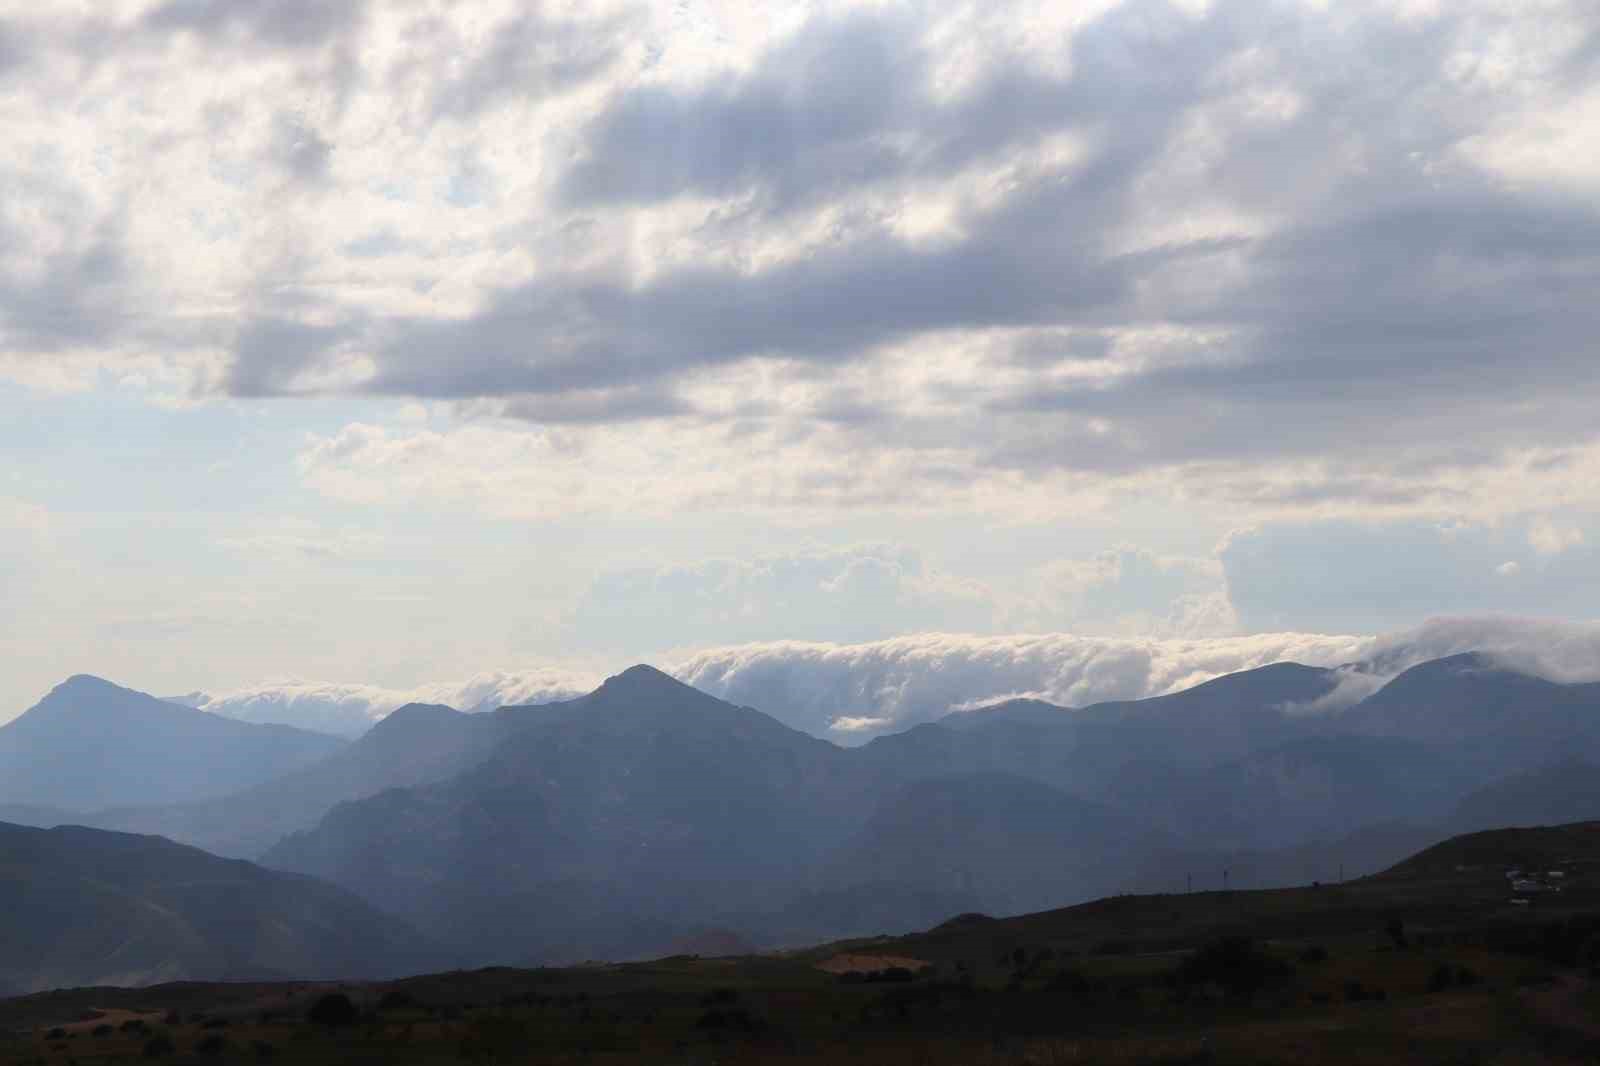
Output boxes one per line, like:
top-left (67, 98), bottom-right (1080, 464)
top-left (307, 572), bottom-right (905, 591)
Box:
top-left (171, 616), bottom-right (1600, 742)
top-left (173, 669), bottom-right (598, 737)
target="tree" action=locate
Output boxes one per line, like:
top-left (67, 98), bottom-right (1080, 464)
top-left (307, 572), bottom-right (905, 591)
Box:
top-left (306, 992), bottom-right (359, 1027)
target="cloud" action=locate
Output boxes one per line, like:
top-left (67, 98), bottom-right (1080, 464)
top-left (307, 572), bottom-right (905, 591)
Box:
top-left (568, 544), bottom-right (995, 648)
top-left (1, 1), bottom-right (1594, 524)
top-left (177, 667), bottom-right (597, 737)
top-left (174, 614), bottom-right (1600, 741)
top-left (1220, 516), bottom-right (1600, 633)
top-left (1529, 517), bottom-right (1585, 556)
top-left (671, 630), bottom-right (1373, 741)
top-left (1362, 615), bottom-right (1600, 685)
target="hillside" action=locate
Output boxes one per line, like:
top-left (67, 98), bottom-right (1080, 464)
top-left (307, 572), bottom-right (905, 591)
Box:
top-left (0, 676), bottom-right (346, 810)
top-left (1450, 761), bottom-right (1600, 834)
top-left (0, 821), bottom-right (438, 996)
top-left (266, 666), bottom-right (869, 963)
top-left (86, 699), bottom-right (537, 858)
top-left (820, 773), bottom-right (1166, 915)
top-left (1337, 653), bottom-right (1600, 777)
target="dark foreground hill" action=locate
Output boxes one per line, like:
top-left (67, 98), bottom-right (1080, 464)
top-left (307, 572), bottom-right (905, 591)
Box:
top-left (0, 822), bottom-right (437, 996)
top-left (8, 823), bottom-right (1600, 1066)
top-left (0, 676), bottom-right (345, 810)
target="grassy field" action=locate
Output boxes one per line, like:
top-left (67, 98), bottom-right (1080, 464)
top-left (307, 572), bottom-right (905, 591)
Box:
top-left (5, 831), bottom-right (1600, 1064)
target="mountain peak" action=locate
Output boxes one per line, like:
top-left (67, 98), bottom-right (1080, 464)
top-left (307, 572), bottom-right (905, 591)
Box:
top-left (53, 674), bottom-right (122, 696)
top-left (369, 702), bottom-right (463, 735)
top-left (601, 664), bottom-right (692, 694)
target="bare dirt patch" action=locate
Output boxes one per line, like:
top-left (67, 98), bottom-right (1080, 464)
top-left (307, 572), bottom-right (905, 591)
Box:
top-left (814, 953), bottom-right (931, 975)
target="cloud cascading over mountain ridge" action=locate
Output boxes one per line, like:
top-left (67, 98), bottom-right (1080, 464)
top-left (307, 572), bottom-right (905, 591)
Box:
top-left (166, 615), bottom-right (1600, 742)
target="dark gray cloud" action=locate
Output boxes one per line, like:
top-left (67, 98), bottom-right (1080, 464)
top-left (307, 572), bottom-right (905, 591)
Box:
top-left (498, 384), bottom-right (695, 425)
top-left (988, 191), bottom-right (1600, 474)
top-left (6, 0), bottom-right (1589, 510)
top-left (424, 7), bottom-right (630, 120)
top-left (225, 315), bottom-right (357, 396)
top-left (142, 0), bottom-right (366, 50)
top-left (0, 216), bottom-right (128, 354)
top-left (560, 2), bottom-right (1226, 212)
top-left (0, 18), bottom-right (24, 76)
top-left (359, 164), bottom-right (1215, 400)
top-left (304, 0), bottom-right (1599, 495)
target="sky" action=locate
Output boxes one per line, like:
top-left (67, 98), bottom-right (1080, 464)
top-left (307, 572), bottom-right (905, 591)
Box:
top-left (4, 0), bottom-right (1600, 737)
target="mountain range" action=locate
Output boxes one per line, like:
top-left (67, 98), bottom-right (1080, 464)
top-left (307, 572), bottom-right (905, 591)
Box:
top-left (5, 648), bottom-right (1600, 980)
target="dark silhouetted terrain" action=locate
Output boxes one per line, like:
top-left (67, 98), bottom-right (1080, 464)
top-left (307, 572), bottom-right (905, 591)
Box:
top-left (0, 822), bottom-right (437, 996)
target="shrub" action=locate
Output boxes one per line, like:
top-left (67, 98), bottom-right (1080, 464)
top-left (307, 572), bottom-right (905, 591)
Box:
top-left (306, 992), bottom-right (358, 1027)
top-left (195, 1033), bottom-right (229, 1056)
top-left (1176, 937), bottom-right (1292, 1003)
top-left (378, 988), bottom-right (420, 1011)
top-left (142, 1033), bottom-right (176, 1058)
top-left (1298, 945), bottom-right (1329, 965)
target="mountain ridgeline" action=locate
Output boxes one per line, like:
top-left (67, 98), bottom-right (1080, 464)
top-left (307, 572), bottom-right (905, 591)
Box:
top-left (6, 651), bottom-right (1600, 981)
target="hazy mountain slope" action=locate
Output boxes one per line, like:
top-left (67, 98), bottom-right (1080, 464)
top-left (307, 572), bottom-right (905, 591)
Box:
top-left (1337, 653), bottom-right (1600, 776)
top-left (0, 804), bottom-right (78, 829)
top-left (88, 701), bottom-right (531, 858)
top-left (1450, 761), bottom-right (1600, 833)
top-left (1128, 821), bottom-right (1443, 895)
top-left (823, 773), bottom-right (1167, 916)
top-left (1071, 661), bottom-right (1343, 767)
top-left (0, 676), bottom-right (346, 809)
top-left (0, 821), bottom-right (437, 994)
top-left (1157, 734), bottom-right (1470, 850)
top-left (266, 666), bottom-right (871, 963)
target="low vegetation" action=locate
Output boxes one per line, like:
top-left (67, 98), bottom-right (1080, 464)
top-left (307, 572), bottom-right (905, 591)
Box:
top-left (5, 824), bottom-right (1600, 1064)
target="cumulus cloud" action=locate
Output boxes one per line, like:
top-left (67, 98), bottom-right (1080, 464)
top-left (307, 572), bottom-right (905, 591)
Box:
top-left (176, 668), bottom-right (596, 737)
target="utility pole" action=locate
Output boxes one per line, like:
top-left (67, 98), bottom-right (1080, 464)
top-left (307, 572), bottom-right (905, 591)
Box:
top-left (1223, 868), bottom-right (1229, 892)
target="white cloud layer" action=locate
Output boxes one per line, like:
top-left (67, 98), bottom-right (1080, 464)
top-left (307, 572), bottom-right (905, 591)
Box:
top-left (173, 615), bottom-right (1600, 741)
top-left (175, 668), bottom-right (596, 737)
top-left (671, 630), bottom-right (1374, 739)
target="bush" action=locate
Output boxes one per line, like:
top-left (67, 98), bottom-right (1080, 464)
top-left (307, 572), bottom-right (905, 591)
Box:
top-left (378, 988), bottom-right (420, 1011)
top-left (696, 1007), bottom-right (761, 1031)
top-left (1298, 945), bottom-right (1329, 965)
top-left (1176, 937), bottom-right (1293, 1003)
top-left (196, 1033), bottom-right (230, 1056)
top-left (142, 1033), bottom-right (176, 1058)
top-left (306, 992), bottom-right (359, 1027)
